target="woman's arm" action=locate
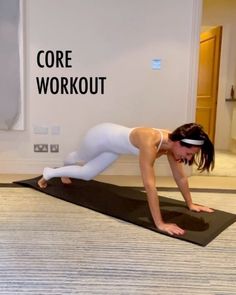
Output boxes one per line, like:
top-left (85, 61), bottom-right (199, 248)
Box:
top-left (139, 145), bottom-right (185, 235)
top-left (167, 152), bottom-right (193, 206)
top-left (167, 153), bottom-right (213, 212)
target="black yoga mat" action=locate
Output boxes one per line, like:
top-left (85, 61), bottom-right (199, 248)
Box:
top-left (15, 176), bottom-right (236, 246)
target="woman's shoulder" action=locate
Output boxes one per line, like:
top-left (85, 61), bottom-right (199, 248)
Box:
top-left (131, 127), bottom-right (163, 147)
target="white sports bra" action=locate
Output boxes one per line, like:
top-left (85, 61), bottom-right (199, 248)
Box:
top-left (153, 129), bottom-right (164, 153)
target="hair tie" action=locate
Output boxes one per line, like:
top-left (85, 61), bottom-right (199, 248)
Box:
top-left (181, 138), bottom-right (204, 146)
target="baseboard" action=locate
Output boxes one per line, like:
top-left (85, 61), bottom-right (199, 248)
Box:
top-left (0, 155), bottom-right (174, 176)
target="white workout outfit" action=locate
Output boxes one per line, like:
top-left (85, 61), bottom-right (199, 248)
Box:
top-left (43, 123), bottom-right (163, 181)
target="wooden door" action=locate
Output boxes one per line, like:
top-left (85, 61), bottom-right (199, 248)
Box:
top-left (195, 26), bottom-right (222, 143)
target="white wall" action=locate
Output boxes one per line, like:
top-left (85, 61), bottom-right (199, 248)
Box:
top-left (0, 0), bottom-right (201, 175)
top-left (201, 0), bottom-right (236, 151)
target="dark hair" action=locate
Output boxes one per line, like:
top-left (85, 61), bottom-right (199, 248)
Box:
top-left (169, 123), bottom-right (215, 172)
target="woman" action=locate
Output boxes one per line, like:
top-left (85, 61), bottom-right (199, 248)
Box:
top-left (38, 122), bottom-right (215, 236)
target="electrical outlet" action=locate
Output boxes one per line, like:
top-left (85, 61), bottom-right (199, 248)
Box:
top-left (34, 144), bottom-right (48, 152)
top-left (50, 144), bottom-right (59, 153)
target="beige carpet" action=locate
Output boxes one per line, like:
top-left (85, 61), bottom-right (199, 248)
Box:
top-left (0, 186), bottom-right (235, 295)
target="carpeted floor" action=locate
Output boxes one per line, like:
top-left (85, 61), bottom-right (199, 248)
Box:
top-left (0, 185), bottom-right (235, 295)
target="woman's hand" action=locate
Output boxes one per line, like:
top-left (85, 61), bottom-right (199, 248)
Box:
top-left (157, 222), bottom-right (185, 236)
top-left (189, 203), bottom-right (214, 213)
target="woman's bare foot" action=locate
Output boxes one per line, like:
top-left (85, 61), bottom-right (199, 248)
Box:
top-left (38, 177), bottom-right (48, 189)
top-left (61, 177), bottom-right (72, 185)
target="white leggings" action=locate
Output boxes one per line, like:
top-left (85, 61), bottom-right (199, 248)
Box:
top-left (43, 123), bottom-right (139, 181)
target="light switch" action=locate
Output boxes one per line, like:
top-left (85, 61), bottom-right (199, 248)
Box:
top-left (152, 59), bottom-right (161, 70)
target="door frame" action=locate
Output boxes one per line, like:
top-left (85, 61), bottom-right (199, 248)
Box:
top-left (186, 0), bottom-right (203, 123)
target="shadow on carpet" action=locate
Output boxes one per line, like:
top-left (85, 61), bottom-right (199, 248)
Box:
top-left (15, 176), bottom-right (236, 247)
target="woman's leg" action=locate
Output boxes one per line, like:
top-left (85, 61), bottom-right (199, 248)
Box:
top-left (38, 152), bottom-right (119, 188)
top-left (59, 151), bottom-right (86, 184)
top-left (63, 151), bottom-right (86, 166)
top-left (38, 123), bottom-right (124, 188)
